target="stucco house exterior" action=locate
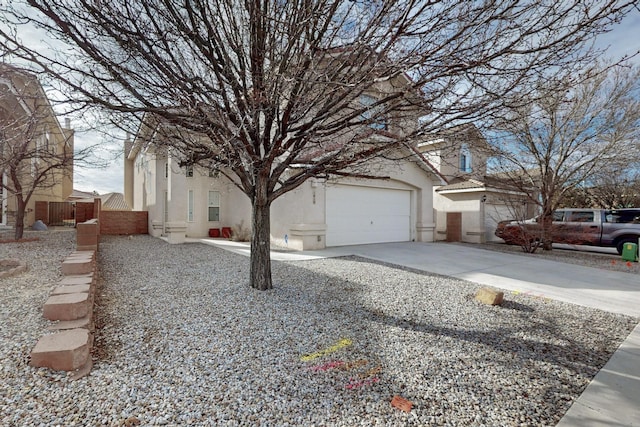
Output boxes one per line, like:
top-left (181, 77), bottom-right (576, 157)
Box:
top-left (124, 124), bottom-right (445, 249)
top-left (0, 65), bottom-right (74, 229)
top-left (418, 124), bottom-right (533, 243)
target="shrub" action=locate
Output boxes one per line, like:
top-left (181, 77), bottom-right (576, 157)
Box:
top-left (231, 220), bottom-right (251, 242)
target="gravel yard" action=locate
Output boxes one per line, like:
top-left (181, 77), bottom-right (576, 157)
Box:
top-left (1, 230), bottom-right (638, 426)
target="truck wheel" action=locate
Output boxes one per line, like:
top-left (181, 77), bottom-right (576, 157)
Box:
top-left (616, 238), bottom-right (638, 255)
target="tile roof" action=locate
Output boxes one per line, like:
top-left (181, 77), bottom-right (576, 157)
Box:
top-left (99, 193), bottom-right (131, 211)
top-left (436, 178), bottom-right (485, 192)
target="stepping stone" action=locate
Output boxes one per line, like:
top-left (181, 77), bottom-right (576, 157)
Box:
top-left (30, 328), bottom-right (92, 371)
top-left (43, 293), bottom-right (92, 321)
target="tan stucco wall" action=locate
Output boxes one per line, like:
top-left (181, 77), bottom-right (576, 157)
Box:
top-left (131, 150), bottom-right (254, 239)
top-left (270, 156), bottom-right (437, 250)
top-left (433, 190), bottom-right (485, 243)
top-left (133, 149), bottom-right (438, 250)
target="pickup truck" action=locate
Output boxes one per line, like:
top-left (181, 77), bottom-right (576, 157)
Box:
top-left (495, 208), bottom-right (640, 254)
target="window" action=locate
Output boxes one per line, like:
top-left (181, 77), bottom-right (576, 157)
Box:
top-left (359, 94), bottom-right (387, 130)
top-left (606, 210), bottom-right (640, 223)
top-left (36, 127), bottom-right (48, 154)
top-left (165, 162), bottom-right (168, 178)
top-left (186, 165), bottom-right (194, 177)
top-left (208, 169), bottom-right (219, 178)
top-left (187, 190), bottom-right (194, 222)
top-left (208, 191), bottom-right (220, 221)
top-left (566, 211), bottom-right (594, 222)
top-left (459, 144), bottom-right (472, 172)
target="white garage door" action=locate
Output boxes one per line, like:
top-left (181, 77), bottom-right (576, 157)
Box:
top-left (326, 185), bottom-right (411, 247)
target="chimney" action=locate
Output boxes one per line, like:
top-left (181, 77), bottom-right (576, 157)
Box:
top-left (64, 117), bottom-right (71, 129)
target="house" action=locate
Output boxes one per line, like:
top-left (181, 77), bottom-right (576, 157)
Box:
top-left (67, 189), bottom-right (97, 202)
top-left (0, 65), bottom-right (74, 229)
top-left (124, 93), bottom-right (447, 250)
top-left (124, 131), bottom-right (445, 250)
top-left (417, 124), bottom-right (535, 243)
top-left (69, 190), bottom-right (131, 211)
top-left (124, 109), bottom-right (529, 248)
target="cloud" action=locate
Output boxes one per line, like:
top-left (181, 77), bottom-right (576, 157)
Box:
top-left (594, 10), bottom-right (640, 64)
top-left (72, 127), bottom-right (125, 194)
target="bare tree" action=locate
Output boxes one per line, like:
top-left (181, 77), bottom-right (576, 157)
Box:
top-left (0, 1), bottom-right (635, 289)
top-left (0, 65), bottom-right (79, 239)
top-left (567, 158), bottom-right (640, 208)
top-left (488, 63), bottom-right (640, 250)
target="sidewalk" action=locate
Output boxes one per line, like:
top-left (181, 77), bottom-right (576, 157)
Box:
top-left (202, 239), bottom-right (640, 426)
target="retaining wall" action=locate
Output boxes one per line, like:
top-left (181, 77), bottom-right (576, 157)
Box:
top-left (100, 211), bottom-right (148, 235)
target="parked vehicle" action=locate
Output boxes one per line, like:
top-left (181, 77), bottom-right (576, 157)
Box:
top-left (495, 208), bottom-right (640, 254)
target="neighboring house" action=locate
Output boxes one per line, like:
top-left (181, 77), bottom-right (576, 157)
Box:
top-left (417, 124), bottom-right (533, 243)
top-left (0, 65), bottom-right (74, 228)
top-left (98, 192), bottom-right (131, 211)
top-left (70, 190), bottom-right (131, 211)
top-left (67, 189), bottom-right (97, 202)
top-left (124, 99), bottom-right (447, 250)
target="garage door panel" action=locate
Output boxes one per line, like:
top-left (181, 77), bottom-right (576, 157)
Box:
top-left (326, 185), bottom-right (411, 247)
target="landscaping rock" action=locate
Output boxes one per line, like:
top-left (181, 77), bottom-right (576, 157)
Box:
top-left (31, 220), bottom-right (48, 231)
top-left (475, 287), bottom-right (504, 305)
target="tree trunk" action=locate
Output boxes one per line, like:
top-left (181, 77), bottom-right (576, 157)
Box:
top-left (250, 184), bottom-right (273, 291)
top-left (541, 211), bottom-right (553, 251)
top-left (14, 196), bottom-right (26, 240)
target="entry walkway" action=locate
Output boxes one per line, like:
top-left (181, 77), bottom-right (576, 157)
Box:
top-left (202, 239), bottom-right (640, 426)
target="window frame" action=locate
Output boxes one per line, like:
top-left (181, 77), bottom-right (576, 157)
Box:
top-left (208, 190), bottom-right (220, 222)
top-left (459, 143), bottom-right (472, 173)
top-left (359, 94), bottom-right (387, 130)
top-left (187, 189), bottom-right (194, 222)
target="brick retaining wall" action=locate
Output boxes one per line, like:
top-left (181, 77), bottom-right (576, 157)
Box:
top-left (100, 210), bottom-right (148, 235)
top-left (35, 201), bottom-right (48, 223)
top-left (75, 202), bottom-right (95, 224)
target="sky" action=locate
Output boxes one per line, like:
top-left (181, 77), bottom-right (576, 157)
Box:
top-left (5, 5), bottom-right (640, 195)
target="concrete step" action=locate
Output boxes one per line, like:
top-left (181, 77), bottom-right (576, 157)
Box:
top-left (30, 328), bottom-right (92, 371)
top-left (43, 292), bottom-right (92, 321)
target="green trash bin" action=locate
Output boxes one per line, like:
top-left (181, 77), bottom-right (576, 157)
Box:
top-left (621, 242), bottom-right (638, 262)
